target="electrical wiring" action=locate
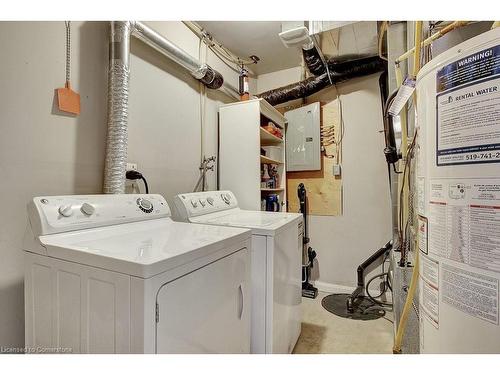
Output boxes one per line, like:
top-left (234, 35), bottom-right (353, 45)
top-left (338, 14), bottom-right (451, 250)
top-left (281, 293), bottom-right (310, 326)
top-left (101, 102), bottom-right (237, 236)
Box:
top-left (320, 123), bottom-right (335, 158)
top-left (334, 92), bottom-right (345, 163)
top-left (183, 21), bottom-right (258, 76)
top-left (320, 88), bottom-right (344, 160)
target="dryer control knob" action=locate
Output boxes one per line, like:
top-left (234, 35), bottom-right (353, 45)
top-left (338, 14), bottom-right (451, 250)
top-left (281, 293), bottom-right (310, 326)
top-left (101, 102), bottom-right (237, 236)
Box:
top-left (207, 197), bottom-right (214, 205)
top-left (58, 204), bottom-right (73, 217)
top-left (81, 203), bottom-right (95, 216)
top-left (190, 199), bottom-right (198, 208)
top-left (221, 193), bottom-right (230, 204)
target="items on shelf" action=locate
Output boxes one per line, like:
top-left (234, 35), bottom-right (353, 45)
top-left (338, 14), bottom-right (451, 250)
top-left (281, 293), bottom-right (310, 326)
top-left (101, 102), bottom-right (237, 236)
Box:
top-left (262, 146), bottom-right (282, 162)
top-left (261, 121), bottom-right (283, 139)
top-left (261, 164), bottom-right (280, 189)
top-left (265, 194), bottom-right (280, 212)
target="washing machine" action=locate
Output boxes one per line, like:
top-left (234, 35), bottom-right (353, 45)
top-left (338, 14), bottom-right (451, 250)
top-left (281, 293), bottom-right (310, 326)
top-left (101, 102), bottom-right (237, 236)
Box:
top-left (23, 194), bottom-right (252, 354)
top-left (174, 190), bottom-right (303, 354)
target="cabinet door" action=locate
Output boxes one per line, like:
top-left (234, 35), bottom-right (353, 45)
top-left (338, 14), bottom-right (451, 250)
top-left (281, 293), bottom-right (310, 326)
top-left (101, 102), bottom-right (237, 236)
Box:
top-left (155, 248), bottom-right (250, 353)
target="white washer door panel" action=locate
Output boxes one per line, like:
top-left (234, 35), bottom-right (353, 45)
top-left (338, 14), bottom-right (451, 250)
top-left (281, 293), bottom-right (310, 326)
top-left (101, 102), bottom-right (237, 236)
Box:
top-left (155, 248), bottom-right (250, 353)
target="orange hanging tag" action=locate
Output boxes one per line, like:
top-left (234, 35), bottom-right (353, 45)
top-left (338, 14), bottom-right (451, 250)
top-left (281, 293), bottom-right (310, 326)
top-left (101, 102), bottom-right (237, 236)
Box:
top-left (57, 80), bottom-right (80, 115)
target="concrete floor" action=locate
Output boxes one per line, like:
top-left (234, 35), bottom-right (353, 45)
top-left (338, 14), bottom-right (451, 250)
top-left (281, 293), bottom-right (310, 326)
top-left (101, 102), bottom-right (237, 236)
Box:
top-left (293, 292), bottom-right (394, 354)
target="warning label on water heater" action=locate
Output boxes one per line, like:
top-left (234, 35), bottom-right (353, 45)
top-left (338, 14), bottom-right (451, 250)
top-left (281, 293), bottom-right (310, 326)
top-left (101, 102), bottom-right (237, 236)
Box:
top-left (421, 255), bottom-right (440, 327)
top-left (442, 263), bottom-right (498, 325)
top-left (436, 45), bottom-right (500, 166)
top-left (428, 178), bottom-right (500, 273)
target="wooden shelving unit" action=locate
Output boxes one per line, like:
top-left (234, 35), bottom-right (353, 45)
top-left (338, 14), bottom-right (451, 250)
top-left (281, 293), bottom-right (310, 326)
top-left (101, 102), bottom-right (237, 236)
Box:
top-left (260, 127), bottom-right (283, 145)
top-left (261, 188), bottom-right (285, 192)
top-left (260, 155), bottom-right (283, 165)
top-left (219, 98), bottom-right (287, 211)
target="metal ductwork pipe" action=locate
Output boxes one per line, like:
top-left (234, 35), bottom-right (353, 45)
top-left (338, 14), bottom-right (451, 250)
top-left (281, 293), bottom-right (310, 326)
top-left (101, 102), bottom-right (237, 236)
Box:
top-left (133, 22), bottom-right (224, 89)
top-left (258, 55), bottom-right (387, 106)
top-left (103, 21), bottom-right (229, 193)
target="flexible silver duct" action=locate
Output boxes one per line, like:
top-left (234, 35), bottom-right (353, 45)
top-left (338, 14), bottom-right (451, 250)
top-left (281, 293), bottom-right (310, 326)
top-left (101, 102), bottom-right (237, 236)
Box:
top-left (103, 21), bottom-right (131, 194)
top-left (103, 21), bottom-right (236, 193)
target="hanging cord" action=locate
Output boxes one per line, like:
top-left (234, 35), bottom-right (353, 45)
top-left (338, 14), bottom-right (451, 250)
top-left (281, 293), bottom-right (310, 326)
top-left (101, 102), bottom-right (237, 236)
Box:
top-left (126, 170), bottom-right (149, 194)
top-left (65, 21), bottom-right (71, 84)
top-left (378, 21), bottom-right (389, 62)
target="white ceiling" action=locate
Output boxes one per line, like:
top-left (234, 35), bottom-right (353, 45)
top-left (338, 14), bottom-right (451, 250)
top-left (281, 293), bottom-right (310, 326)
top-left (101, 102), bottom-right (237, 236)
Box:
top-left (197, 21), bottom-right (302, 76)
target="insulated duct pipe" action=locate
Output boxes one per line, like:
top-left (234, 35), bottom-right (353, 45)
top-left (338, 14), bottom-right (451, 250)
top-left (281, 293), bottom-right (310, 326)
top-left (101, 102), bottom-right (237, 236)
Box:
top-left (103, 21), bottom-right (132, 194)
top-left (103, 21), bottom-right (232, 193)
top-left (302, 44), bottom-right (328, 76)
top-left (258, 55), bottom-right (387, 106)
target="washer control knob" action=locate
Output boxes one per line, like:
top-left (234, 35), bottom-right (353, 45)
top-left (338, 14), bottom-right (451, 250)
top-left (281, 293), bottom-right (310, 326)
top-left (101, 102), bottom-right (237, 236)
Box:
top-left (58, 204), bottom-right (73, 217)
top-left (81, 203), bottom-right (95, 216)
top-left (207, 197), bottom-right (214, 206)
top-left (199, 199), bottom-right (206, 207)
top-left (190, 199), bottom-right (198, 208)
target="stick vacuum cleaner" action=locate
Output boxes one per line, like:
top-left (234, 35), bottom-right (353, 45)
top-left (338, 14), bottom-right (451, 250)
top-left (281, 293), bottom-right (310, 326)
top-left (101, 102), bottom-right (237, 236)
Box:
top-left (298, 183), bottom-right (318, 299)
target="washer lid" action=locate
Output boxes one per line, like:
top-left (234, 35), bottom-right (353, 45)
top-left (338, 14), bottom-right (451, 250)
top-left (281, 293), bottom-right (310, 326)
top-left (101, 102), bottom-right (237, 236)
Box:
top-left (191, 210), bottom-right (302, 236)
top-left (36, 218), bottom-right (251, 278)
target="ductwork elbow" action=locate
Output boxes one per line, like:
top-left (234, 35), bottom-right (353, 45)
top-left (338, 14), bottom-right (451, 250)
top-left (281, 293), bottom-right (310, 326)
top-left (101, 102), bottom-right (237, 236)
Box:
top-left (193, 64), bottom-right (224, 89)
top-left (302, 45), bottom-right (327, 76)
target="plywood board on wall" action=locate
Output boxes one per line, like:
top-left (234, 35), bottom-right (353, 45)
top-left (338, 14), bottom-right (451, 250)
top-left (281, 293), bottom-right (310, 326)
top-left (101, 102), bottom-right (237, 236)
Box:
top-left (286, 100), bottom-right (343, 216)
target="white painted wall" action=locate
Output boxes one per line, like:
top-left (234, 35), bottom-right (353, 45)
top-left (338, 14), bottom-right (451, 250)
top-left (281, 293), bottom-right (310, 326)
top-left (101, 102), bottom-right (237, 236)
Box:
top-left (307, 75), bottom-right (392, 290)
top-left (257, 66), bottom-right (392, 290)
top-left (257, 66), bottom-right (303, 94)
top-left (0, 21), bottom-right (241, 348)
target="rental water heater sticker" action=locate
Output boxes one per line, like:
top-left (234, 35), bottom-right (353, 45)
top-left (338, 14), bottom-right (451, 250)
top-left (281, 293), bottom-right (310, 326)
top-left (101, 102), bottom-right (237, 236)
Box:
top-left (442, 263), bottom-right (498, 325)
top-left (421, 255), bottom-right (440, 328)
top-left (428, 178), bottom-right (500, 273)
top-left (388, 76), bottom-right (416, 116)
top-left (436, 45), bottom-right (500, 166)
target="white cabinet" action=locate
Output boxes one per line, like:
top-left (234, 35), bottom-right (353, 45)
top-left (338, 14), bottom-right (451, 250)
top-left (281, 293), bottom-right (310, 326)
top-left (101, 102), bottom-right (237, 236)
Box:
top-left (156, 248), bottom-right (250, 354)
top-left (219, 99), bottom-right (287, 211)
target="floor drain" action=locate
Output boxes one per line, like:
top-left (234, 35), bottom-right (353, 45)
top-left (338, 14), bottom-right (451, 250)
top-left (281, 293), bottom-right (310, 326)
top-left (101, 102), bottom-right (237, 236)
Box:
top-left (321, 293), bottom-right (385, 321)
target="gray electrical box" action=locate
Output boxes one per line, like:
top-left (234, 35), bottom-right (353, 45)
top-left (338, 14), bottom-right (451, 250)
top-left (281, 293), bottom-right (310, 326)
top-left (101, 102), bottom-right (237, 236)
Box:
top-left (285, 102), bottom-right (321, 171)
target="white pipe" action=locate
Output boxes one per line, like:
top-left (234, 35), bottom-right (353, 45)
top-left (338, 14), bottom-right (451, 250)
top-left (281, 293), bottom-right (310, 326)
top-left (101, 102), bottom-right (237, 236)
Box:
top-left (133, 21), bottom-right (207, 79)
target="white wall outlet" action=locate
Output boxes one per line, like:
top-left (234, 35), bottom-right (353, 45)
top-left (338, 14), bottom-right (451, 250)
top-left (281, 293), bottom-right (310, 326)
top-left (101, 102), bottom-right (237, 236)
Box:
top-left (126, 162), bottom-right (137, 171)
top-left (333, 164), bottom-right (341, 177)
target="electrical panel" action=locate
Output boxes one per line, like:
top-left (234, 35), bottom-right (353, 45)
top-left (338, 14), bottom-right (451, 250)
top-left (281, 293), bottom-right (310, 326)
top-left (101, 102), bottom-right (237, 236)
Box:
top-left (285, 102), bottom-right (321, 172)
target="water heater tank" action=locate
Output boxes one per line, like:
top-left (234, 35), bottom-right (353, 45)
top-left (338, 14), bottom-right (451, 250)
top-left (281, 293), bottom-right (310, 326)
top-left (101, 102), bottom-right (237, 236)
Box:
top-left (416, 28), bottom-right (500, 353)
